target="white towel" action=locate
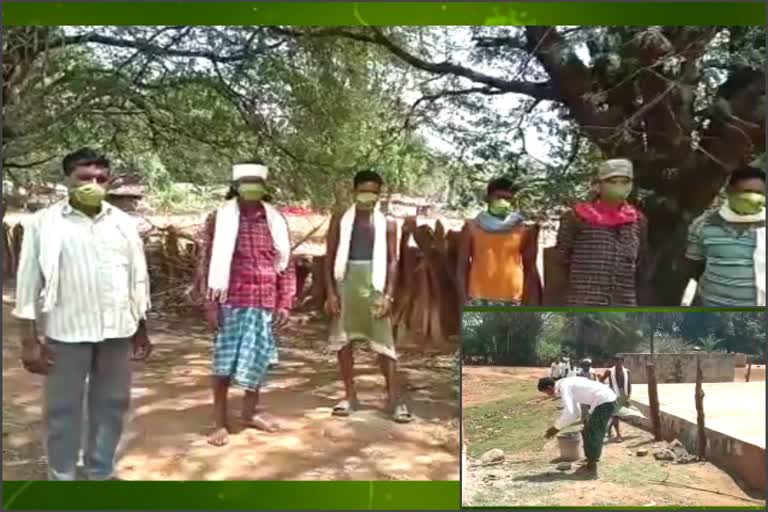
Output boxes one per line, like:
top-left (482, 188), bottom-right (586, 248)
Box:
top-left (334, 204), bottom-right (388, 292)
top-left (37, 200), bottom-right (150, 319)
top-left (756, 226), bottom-right (765, 306)
top-left (718, 204), bottom-right (766, 306)
top-left (207, 199), bottom-right (291, 301)
top-left (609, 366), bottom-right (629, 396)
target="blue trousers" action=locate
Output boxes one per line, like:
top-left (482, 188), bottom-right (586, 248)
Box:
top-left (44, 338), bottom-right (132, 480)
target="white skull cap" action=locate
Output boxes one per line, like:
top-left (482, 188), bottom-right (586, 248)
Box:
top-left (232, 163), bottom-right (268, 181)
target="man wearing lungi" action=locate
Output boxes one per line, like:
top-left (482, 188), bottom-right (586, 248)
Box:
top-left (198, 161), bottom-right (296, 446)
top-left (538, 376), bottom-right (617, 477)
top-left (600, 355), bottom-right (632, 443)
top-left (324, 170), bottom-right (413, 423)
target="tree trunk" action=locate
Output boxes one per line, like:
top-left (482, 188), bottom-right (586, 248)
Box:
top-left (647, 363), bottom-right (663, 441)
top-left (695, 357), bottom-right (707, 459)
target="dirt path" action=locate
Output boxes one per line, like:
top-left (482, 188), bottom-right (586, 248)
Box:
top-left (462, 366), bottom-right (764, 507)
top-left (2, 303), bottom-right (459, 481)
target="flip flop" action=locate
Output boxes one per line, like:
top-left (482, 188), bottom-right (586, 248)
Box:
top-left (392, 403), bottom-right (414, 424)
top-left (332, 399), bottom-right (358, 417)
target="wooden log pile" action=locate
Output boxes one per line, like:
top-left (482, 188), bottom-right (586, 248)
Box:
top-left (294, 216), bottom-right (462, 349)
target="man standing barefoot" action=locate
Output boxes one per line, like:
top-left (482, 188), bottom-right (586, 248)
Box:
top-left (198, 162), bottom-right (295, 446)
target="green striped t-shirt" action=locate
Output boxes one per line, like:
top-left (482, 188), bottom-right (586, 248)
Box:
top-left (686, 210), bottom-right (763, 307)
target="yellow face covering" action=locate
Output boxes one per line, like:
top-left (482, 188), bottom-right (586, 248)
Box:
top-left (728, 192), bottom-right (766, 215)
top-left (70, 183), bottom-right (106, 207)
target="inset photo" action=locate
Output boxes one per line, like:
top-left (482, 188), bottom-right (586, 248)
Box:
top-left (461, 310), bottom-right (766, 508)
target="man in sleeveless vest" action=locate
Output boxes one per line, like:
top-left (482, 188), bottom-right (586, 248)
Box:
top-left (198, 162), bottom-right (296, 446)
top-left (600, 355), bottom-right (632, 443)
top-left (553, 159), bottom-right (649, 306)
top-left (324, 170), bottom-right (413, 423)
top-left (685, 166), bottom-right (766, 307)
top-left (457, 177), bottom-right (542, 307)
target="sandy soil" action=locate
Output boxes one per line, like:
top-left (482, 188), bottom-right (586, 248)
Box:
top-left (462, 366), bottom-right (765, 508)
top-left (2, 302), bottom-right (459, 481)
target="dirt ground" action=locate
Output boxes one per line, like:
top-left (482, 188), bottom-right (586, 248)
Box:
top-left (462, 366), bottom-right (765, 508)
top-left (2, 301), bottom-right (459, 481)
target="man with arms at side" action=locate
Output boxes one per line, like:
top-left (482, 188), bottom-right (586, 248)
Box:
top-left (14, 148), bottom-right (152, 480)
top-left (685, 166), bottom-right (766, 307)
top-left (600, 355), bottom-right (632, 443)
top-left (198, 162), bottom-right (296, 446)
top-left (457, 177), bottom-right (542, 307)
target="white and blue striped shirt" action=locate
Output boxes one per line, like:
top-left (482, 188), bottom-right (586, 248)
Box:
top-left (13, 202), bottom-right (148, 342)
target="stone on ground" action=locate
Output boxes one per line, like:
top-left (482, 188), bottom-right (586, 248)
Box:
top-left (480, 448), bottom-right (505, 465)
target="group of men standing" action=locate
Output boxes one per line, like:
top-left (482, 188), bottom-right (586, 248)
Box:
top-left (12, 149), bottom-right (411, 480)
top-left (459, 158), bottom-right (766, 307)
top-left (10, 145), bottom-right (765, 480)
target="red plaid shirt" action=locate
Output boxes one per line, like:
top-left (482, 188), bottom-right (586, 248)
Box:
top-left (199, 204), bottom-right (296, 311)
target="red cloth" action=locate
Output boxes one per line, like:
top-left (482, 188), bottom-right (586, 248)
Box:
top-left (200, 204), bottom-right (296, 311)
top-left (573, 200), bottom-right (640, 227)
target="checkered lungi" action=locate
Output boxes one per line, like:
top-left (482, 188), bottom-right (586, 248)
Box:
top-left (213, 306), bottom-right (275, 391)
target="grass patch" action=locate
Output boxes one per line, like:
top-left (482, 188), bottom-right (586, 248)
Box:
top-left (464, 381), bottom-right (574, 457)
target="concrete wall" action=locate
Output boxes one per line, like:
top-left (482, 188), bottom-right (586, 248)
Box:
top-left (617, 353), bottom-right (735, 384)
top-left (629, 402), bottom-right (766, 494)
top-left (734, 353), bottom-right (747, 368)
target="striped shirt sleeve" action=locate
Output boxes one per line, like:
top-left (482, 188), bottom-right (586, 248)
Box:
top-left (685, 213), bottom-right (708, 261)
top-left (12, 215), bottom-right (43, 320)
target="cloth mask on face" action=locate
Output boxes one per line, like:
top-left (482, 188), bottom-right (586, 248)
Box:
top-left (488, 198), bottom-right (513, 218)
top-left (600, 182), bottom-right (632, 203)
top-left (239, 183), bottom-right (266, 201)
top-left (728, 192), bottom-right (766, 216)
top-left (355, 192), bottom-right (379, 208)
top-left (70, 183), bottom-right (106, 207)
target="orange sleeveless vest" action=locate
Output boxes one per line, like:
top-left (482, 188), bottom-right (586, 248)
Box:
top-left (467, 221), bottom-right (526, 302)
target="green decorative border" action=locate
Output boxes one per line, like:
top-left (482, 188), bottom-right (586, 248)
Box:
top-left (1, 481), bottom-right (459, 510)
top-left (1, 2), bottom-right (763, 26)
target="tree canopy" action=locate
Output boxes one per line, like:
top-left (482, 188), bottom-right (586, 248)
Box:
top-left (3, 26), bottom-right (764, 301)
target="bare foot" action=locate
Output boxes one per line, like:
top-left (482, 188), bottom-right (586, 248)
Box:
top-left (207, 427), bottom-right (230, 446)
top-left (615, 436), bottom-right (624, 443)
top-left (242, 413), bottom-right (280, 433)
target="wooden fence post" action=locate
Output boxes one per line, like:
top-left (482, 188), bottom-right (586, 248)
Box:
top-left (647, 363), bottom-right (662, 441)
top-left (745, 362), bottom-right (752, 383)
top-left (695, 356), bottom-right (707, 459)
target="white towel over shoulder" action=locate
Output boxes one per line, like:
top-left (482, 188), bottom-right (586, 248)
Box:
top-left (334, 205), bottom-right (388, 292)
top-left (756, 226), bottom-right (765, 306)
top-left (207, 199), bottom-right (291, 299)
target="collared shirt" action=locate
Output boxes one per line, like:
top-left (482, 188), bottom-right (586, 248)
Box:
top-left (686, 210), bottom-right (762, 306)
top-left (200, 205), bottom-right (296, 311)
top-left (555, 209), bottom-right (648, 306)
top-left (554, 377), bottom-right (617, 429)
top-left (13, 201), bottom-right (146, 342)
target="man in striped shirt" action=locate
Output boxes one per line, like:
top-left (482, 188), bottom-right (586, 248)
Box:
top-left (13, 148), bottom-right (152, 480)
top-left (685, 166), bottom-right (766, 306)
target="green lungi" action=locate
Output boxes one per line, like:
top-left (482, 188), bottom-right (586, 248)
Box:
top-left (329, 261), bottom-right (397, 360)
top-left (583, 401), bottom-right (616, 462)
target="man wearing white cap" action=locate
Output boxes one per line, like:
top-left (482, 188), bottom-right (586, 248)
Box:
top-left (197, 160), bottom-right (296, 446)
top-left (553, 158), bottom-right (649, 306)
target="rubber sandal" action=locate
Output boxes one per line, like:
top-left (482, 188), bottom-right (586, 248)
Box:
top-left (332, 399), bottom-right (358, 417)
top-left (392, 403), bottom-right (414, 423)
